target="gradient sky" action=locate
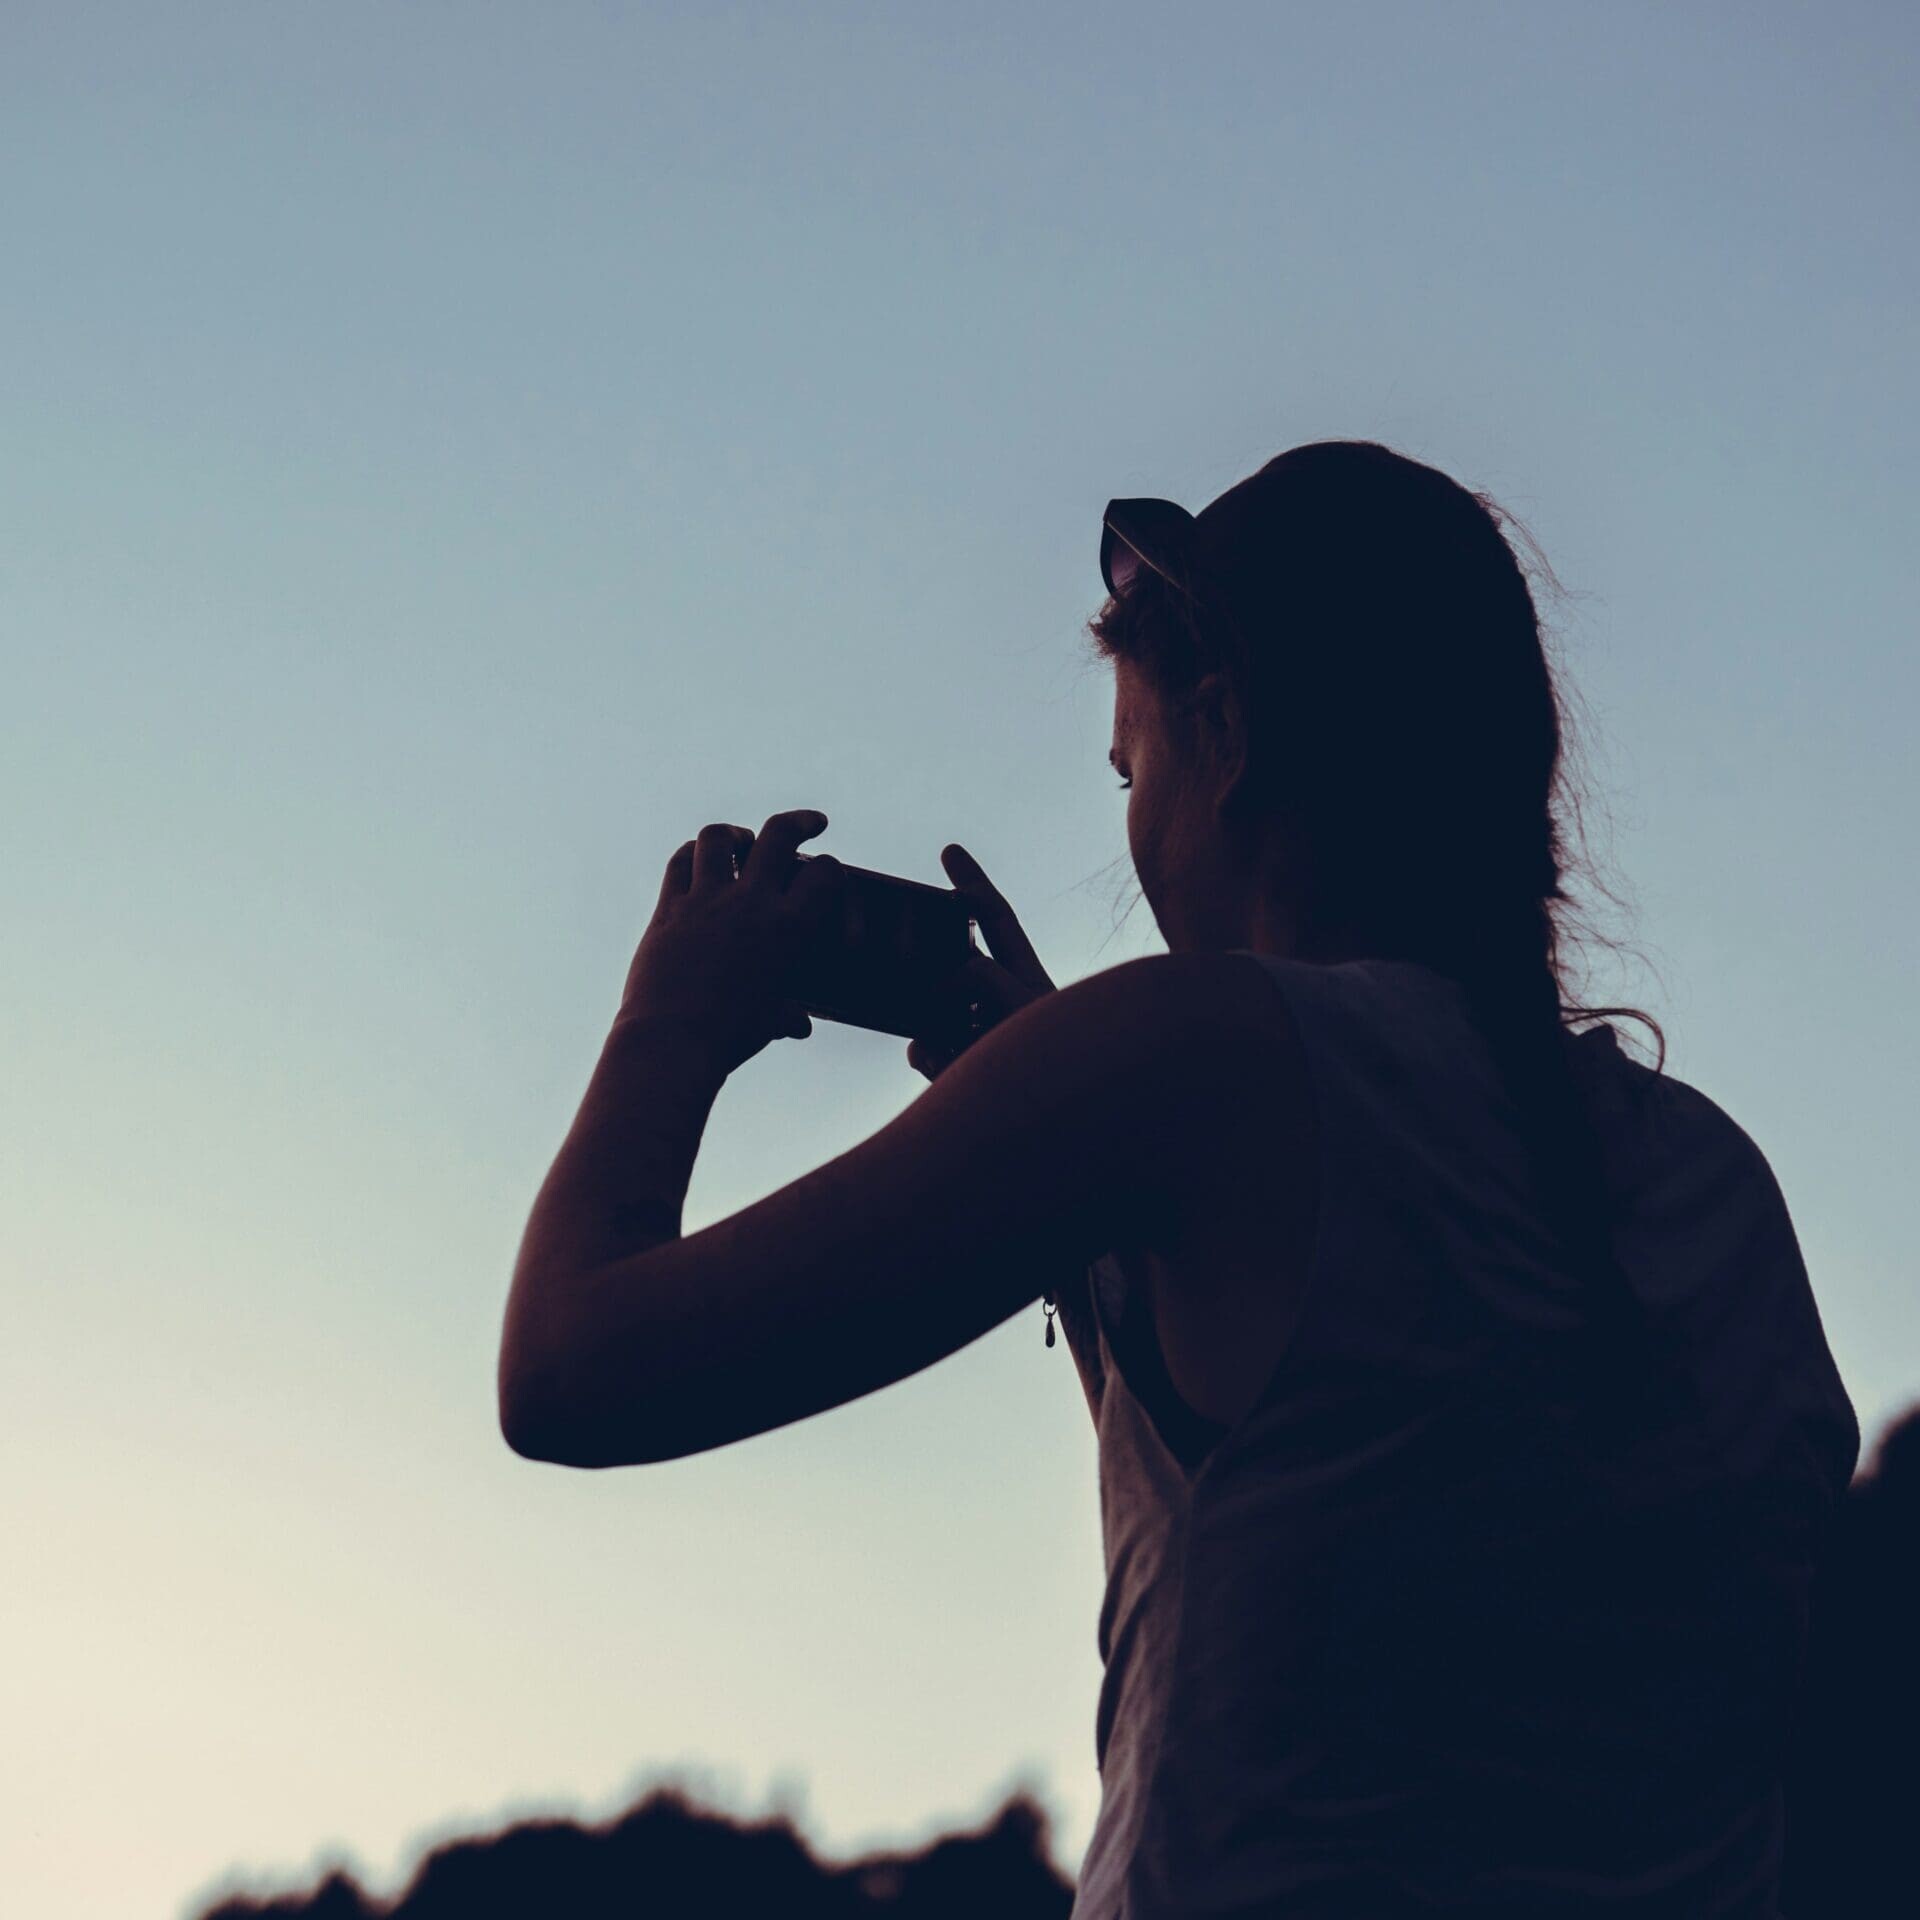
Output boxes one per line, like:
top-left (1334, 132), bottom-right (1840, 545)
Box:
top-left (5, 5), bottom-right (1916, 1915)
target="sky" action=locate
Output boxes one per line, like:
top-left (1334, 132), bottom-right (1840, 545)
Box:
top-left (3, 4), bottom-right (1916, 1914)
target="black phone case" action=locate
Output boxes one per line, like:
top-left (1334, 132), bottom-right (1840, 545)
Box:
top-left (786, 854), bottom-right (977, 1040)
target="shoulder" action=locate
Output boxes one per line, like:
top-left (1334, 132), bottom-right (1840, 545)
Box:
top-left (1641, 1066), bottom-right (1794, 1215)
top-left (1044, 949), bottom-right (1305, 1072)
top-left (1031, 950), bottom-right (1314, 1172)
top-left (920, 951), bottom-right (1314, 1190)
top-left (918, 950), bottom-right (1308, 1186)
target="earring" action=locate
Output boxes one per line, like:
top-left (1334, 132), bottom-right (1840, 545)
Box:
top-left (1042, 1289), bottom-right (1057, 1348)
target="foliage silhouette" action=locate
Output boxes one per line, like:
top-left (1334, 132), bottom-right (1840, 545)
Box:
top-left (194, 1782), bottom-right (1074, 1919)
top-left (1783, 1400), bottom-right (1920, 1914)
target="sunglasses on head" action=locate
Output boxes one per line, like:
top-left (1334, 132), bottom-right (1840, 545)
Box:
top-left (1102, 494), bottom-right (1266, 670)
top-left (1101, 496), bottom-right (1200, 599)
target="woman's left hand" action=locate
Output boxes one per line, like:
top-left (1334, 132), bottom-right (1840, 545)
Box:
top-left (617, 808), bottom-right (842, 1077)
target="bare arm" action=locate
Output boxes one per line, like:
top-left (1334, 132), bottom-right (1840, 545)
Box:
top-left (498, 954), bottom-right (1217, 1468)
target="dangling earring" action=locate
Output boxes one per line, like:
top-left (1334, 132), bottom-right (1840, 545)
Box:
top-left (1042, 1289), bottom-right (1057, 1348)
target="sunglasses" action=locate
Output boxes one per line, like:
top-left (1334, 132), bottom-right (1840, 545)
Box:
top-left (1100, 496), bottom-right (1200, 600)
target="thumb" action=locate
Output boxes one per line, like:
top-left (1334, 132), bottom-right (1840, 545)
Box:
top-left (942, 843), bottom-right (1049, 987)
top-left (957, 947), bottom-right (1041, 1016)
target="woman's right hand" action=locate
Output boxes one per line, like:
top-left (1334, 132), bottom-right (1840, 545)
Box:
top-left (906, 844), bottom-right (1057, 1083)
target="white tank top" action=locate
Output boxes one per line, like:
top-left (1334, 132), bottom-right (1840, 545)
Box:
top-left (1057, 954), bottom-right (1859, 1919)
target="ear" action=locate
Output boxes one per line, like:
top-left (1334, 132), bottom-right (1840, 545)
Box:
top-left (1184, 671), bottom-right (1255, 821)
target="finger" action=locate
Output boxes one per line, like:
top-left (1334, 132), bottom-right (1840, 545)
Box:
top-left (743, 808), bottom-right (829, 888)
top-left (906, 1036), bottom-right (959, 1081)
top-left (940, 844), bottom-right (1049, 985)
top-left (948, 946), bottom-right (1035, 1019)
top-left (786, 851), bottom-right (846, 931)
top-left (843, 866), bottom-right (867, 950)
top-left (692, 823), bottom-right (748, 890)
top-left (658, 839), bottom-right (697, 906)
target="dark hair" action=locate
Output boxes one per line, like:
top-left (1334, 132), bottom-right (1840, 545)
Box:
top-left (1085, 439), bottom-right (1665, 1354)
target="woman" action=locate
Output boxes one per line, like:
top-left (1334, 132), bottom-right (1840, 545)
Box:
top-left (499, 441), bottom-right (1860, 1917)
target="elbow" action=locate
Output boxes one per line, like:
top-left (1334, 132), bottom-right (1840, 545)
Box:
top-left (498, 1376), bottom-right (565, 1465)
top-left (498, 1354), bottom-right (604, 1469)
top-left (498, 1271), bottom-right (680, 1467)
top-left (500, 1396), bottom-right (615, 1470)
top-left (498, 1288), bottom-right (598, 1465)
top-left (497, 1350), bottom-right (666, 1469)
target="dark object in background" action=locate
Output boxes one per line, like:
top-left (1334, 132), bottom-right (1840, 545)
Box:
top-left (786, 853), bottom-right (977, 1040)
top-left (1782, 1401), bottom-right (1920, 1916)
top-left (195, 1782), bottom-right (1074, 1919)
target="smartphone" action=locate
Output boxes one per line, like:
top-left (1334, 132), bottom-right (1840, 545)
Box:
top-left (785, 852), bottom-right (977, 1040)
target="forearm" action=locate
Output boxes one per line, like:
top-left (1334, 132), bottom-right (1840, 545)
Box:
top-left (517, 1014), bottom-right (728, 1274)
top-left (501, 1014), bottom-right (729, 1448)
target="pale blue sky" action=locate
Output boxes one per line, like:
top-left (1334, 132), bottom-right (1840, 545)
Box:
top-left (4, 5), bottom-right (1916, 1915)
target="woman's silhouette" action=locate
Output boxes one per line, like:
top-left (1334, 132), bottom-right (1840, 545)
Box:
top-left (500, 441), bottom-right (1861, 1917)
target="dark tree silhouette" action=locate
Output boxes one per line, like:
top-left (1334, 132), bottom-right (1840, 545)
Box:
top-left (1783, 1401), bottom-right (1920, 1916)
top-left (194, 1782), bottom-right (1074, 1919)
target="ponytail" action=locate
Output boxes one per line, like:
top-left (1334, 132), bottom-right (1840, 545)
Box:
top-left (1444, 887), bottom-right (1663, 1461)
top-left (1455, 910), bottom-right (1617, 1290)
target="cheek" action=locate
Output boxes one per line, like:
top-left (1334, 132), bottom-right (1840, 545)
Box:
top-left (1125, 783), bottom-right (1161, 882)
top-left (1127, 770), bottom-right (1201, 886)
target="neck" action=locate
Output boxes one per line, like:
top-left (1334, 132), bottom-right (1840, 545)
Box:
top-left (1245, 896), bottom-right (1390, 966)
top-left (1175, 864), bottom-right (1393, 966)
